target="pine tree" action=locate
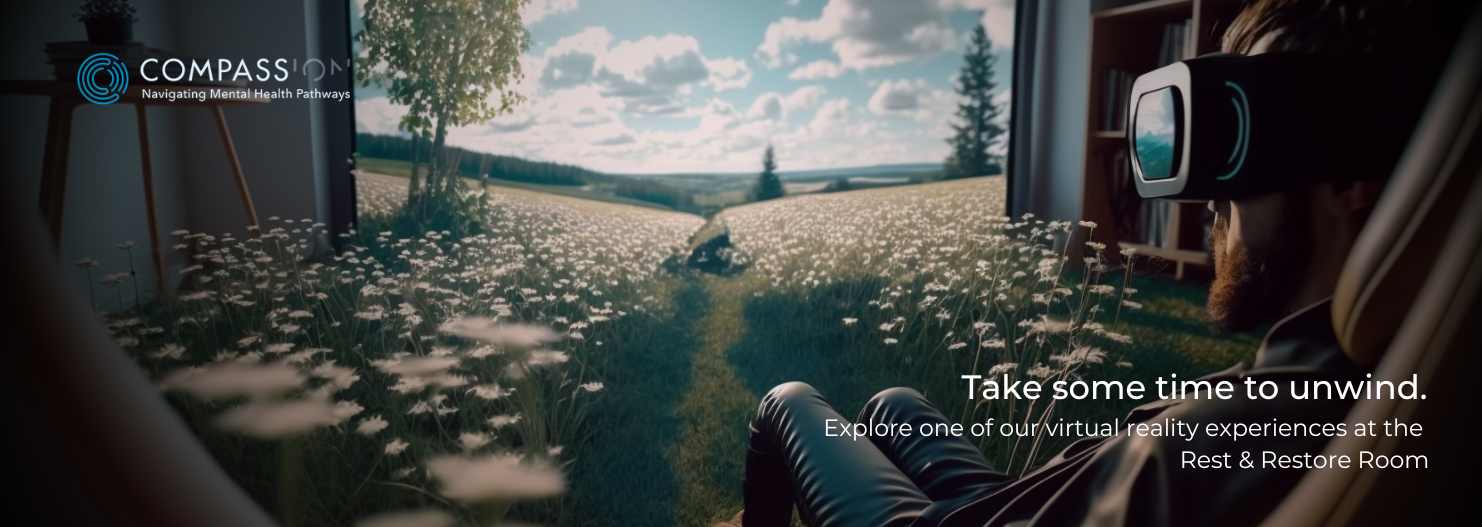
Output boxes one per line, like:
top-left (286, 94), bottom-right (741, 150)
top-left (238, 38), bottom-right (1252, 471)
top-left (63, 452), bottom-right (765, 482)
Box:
top-left (945, 24), bottom-right (1006, 179)
top-left (753, 144), bottom-right (785, 201)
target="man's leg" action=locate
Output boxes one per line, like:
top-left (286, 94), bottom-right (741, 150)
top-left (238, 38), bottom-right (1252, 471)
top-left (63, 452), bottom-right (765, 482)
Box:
top-left (857, 387), bottom-right (1010, 501)
top-left (745, 382), bottom-right (932, 527)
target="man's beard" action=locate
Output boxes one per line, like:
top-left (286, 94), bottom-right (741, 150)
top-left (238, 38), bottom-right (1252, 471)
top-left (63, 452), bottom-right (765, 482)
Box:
top-left (1206, 211), bottom-right (1311, 331)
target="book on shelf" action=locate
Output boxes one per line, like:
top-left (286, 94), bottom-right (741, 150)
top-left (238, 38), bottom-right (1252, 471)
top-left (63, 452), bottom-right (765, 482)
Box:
top-left (1105, 17), bottom-right (1194, 247)
top-left (1100, 69), bottom-right (1131, 132)
top-left (1100, 17), bottom-right (1191, 134)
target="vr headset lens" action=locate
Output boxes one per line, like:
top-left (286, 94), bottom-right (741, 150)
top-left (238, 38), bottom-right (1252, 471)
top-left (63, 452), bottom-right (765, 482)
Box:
top-left (1127, 54), bottom-right (1423, 201)
top-left (1132, 87), bottom-right (1180, 182)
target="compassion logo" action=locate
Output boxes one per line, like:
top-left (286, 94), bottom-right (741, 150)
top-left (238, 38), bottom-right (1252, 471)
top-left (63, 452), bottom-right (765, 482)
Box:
top-left (77, 52), bottom-right (129, 105)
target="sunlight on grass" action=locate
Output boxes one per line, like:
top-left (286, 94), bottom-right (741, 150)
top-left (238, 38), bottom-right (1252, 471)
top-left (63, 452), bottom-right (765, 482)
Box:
top-left (87, 174), bottom-right (1253, 526)
top-left (95, 175), bottom-right (702, 525)
top-left (715, 176), bottom-right (1256, 474)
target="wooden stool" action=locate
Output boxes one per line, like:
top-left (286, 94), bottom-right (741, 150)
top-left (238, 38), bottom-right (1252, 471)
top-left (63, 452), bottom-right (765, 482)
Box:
top-left (0, 80), bottom-right (269, 295)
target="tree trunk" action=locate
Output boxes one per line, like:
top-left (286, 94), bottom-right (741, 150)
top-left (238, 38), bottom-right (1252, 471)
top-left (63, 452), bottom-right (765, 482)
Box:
top-left (429, 118), bottom-right (447, 197)
top-left (443, 147), bottom-right (464, 195)
top-left (408, 133), bottom-right (423, 200)
top-left (477, 154), bottom-right (490, 189)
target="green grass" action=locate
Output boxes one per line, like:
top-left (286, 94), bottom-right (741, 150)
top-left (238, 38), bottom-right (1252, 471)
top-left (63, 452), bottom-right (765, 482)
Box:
top-left (384, 174), bottom-right (1260, 526)
top-left (553, 263), bottom-right (1257, 525)
top-left (622, 269), bottom-right (1259, 525)
top-left (110, 171), bottom-right (1264, 527)
top-left (357, 156), bottom-right (678, 211)
top-left (561, 277), bottom-right (705, 525)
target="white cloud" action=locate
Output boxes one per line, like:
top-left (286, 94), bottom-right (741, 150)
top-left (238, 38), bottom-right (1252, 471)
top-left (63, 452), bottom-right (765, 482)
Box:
top-left (717, 121), bottom-right (775, 154)
top-left (691, 98), bottom-right (743, 135)
top-left (540, 52), bottom-right (599, 89)
top-left (538, 27), bottom-right (611, 90)
top-left (808, 98), bottom-right (852, 134)
top-left (946, 0), bottom-right (1015, 48)
top-left (592, 133), bottom-right (636, 146)
top-left (487, 114), bottom-right (536, 133)
top-left (758, 0), bottom-right (1015, 73)
top-left (355, 96), bottom-right (408, 136)
top-left (868, 79), bottom-right (930, 114)
top-left (784, 85), bottom-right (827, 112)
top-left (533, 27), bottom-right (749, 115)
top-left (757, 0), bottom-right (960, 71)
top-left (523, 0), bottom-right (579, 25)
top-left (705, 57), bottom-right (752, 91)
top-left (749, 93), bottom-right (785, 121)
top-left (547, 26), bottom-right (613, 56)
top-left (356, 5), bottom-right (993, 173)
top-left (603, 34), bottom-right (709, 87)
top-left (866, 79), bottom-right (961, 140)
top-left (992, 90), bottom-right (1012, 122)
top-left (756, 17), bottom-right (833, 68)
top-left (748, 85), bottom-right (827, 121)
top-left (569, 107), bottom-right (613, 128)
top-left (788, 60), bottom-right (845, 80)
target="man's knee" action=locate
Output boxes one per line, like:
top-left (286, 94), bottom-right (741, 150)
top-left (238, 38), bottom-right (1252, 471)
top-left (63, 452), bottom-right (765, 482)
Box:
top-left (863, 387), bottom-right (929, 419)
top-left (760, 381), bottom-right (819, 413)
top-left (752, 382), bottom-right (822, 439)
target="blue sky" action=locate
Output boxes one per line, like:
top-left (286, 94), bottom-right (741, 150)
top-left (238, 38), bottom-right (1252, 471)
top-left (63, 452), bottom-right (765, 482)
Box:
top-left (356, 0), bottom-right (1015, 174)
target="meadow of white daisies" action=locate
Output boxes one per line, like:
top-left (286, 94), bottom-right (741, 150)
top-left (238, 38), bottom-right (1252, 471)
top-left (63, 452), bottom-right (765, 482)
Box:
top-left (86, 173), bottom-right (1251, 525)
top-left (721, 179), bottom-right (1156, 471)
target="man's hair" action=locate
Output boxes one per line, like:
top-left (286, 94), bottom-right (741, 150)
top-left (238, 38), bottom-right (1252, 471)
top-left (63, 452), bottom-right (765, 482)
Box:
top-left (1220, 0), bottom-right (1465, 193)
top-left (1204, 0), bottom-right (1468, 331)
top-left (1222, 0), bottom-right (1460, 57)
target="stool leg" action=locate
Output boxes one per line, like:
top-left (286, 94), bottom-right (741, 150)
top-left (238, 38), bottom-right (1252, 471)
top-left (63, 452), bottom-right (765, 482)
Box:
top-left (136, 104), bottom-right (165, 296)
top-left (39, 98), bottom-right (76, 249)
top-left (211, 105), bottom-right (259, 231)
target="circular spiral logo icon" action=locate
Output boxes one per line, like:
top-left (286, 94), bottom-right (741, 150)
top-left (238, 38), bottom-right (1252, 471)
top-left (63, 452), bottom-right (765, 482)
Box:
top-left (77, 52), bottom-right (129, 105)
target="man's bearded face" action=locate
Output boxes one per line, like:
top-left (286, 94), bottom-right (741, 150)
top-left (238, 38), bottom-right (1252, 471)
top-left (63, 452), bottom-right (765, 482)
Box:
top-left (1206, 196), bottom-right (1312, 331)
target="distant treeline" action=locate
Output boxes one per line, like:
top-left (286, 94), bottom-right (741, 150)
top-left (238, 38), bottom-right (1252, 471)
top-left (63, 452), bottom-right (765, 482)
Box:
top-left (356, 133), bottom-right (592, 186)
top-left (355, 133), bottom-right (693, 210)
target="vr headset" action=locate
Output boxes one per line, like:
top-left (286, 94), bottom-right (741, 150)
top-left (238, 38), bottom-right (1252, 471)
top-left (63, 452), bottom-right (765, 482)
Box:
top-left (1128, 54), bottom-right (1430, 200)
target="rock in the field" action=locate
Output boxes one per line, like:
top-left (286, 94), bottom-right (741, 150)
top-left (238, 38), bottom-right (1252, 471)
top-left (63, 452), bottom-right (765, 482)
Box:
top-left (669, 219), bottom-right (748, 275)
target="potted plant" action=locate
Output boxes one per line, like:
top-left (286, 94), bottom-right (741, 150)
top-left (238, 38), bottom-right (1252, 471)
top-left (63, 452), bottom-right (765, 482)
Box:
top-left (76, 0), bottom-right (138, 45)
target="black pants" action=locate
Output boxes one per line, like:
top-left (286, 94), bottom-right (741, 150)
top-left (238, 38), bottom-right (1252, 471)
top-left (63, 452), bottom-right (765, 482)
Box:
top-left (744, 382), bottom-right (1010, 527)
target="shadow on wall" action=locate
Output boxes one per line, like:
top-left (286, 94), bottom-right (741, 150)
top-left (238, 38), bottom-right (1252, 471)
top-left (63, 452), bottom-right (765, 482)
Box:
top-left (0, 0), bottom-right (346, 303)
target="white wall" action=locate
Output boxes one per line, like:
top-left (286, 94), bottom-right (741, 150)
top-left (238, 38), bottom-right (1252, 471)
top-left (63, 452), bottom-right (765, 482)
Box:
top-left (1, 0), bottom-right (186, 309)
top-left (1, 0), bottom-right (337, 309)
top-left (171, 0), bottom-right (331, 237)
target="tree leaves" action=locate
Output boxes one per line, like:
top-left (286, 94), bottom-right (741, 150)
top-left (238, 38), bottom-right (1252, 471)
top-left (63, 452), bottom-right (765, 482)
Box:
top-left (358, 0), bottom-right (531, 196)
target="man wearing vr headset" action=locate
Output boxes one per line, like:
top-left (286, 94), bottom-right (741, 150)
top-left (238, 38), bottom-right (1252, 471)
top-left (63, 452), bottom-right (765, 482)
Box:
top-left (729, 1), bottom-right (1464, 526)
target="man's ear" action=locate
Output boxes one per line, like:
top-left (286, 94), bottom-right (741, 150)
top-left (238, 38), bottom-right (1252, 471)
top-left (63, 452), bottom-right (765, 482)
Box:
top-left (1338, 180), bottom-right (1385, 213)
top-left (1320, 180), bottom-right (1385, 216)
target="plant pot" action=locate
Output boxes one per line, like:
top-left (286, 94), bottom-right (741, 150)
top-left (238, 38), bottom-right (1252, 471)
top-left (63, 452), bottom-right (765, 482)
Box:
top-left (84, 18), bottom-right (133, 45)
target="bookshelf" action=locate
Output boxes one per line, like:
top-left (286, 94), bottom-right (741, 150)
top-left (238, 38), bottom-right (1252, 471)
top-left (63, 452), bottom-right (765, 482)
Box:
top-left (1079, 0), bottom-right (1242, 279)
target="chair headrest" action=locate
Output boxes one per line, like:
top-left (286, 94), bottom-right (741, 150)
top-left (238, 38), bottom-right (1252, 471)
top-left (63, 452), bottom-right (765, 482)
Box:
top-left (1332, 13), bottom-right (1482, 366)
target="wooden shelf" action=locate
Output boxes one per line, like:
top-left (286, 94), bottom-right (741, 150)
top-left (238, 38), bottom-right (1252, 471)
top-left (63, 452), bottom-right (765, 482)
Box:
top-left (1094, 0), bottom-right (1192, 22)
top-left (1118, 242), bottom-right (1209, 265)
top-left (1078, 0), bottom-right (1242, 280)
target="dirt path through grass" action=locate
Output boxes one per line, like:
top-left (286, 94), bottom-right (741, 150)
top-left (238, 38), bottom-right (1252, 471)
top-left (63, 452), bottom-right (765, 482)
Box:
top-left (563, 278), bottom-right (709, 525)
top-left (606, 270), bottom-right (1254, 526)
top-left (563, 273), bottom-right (760, 526)
top-left (555, 268), bottom-right (792, 527)
top-left (670, 275), bottom-right (759, 525)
